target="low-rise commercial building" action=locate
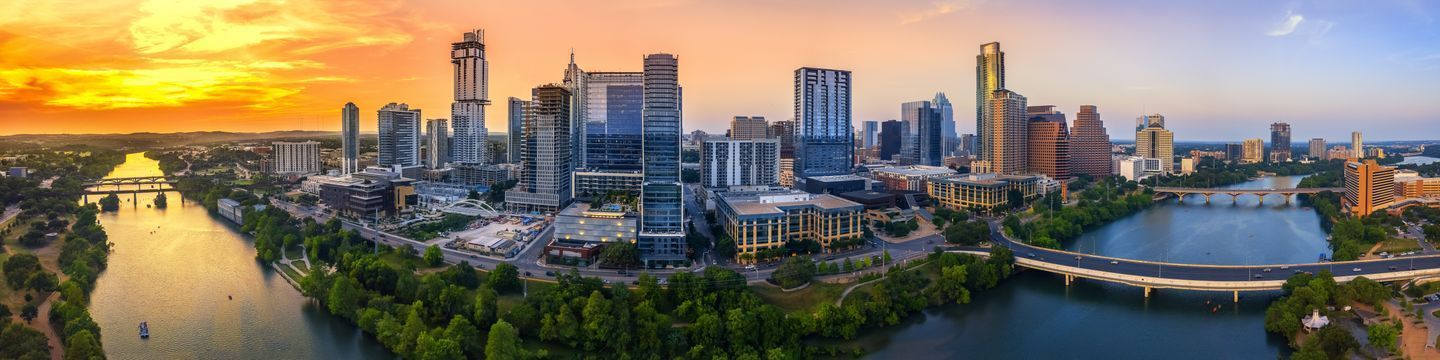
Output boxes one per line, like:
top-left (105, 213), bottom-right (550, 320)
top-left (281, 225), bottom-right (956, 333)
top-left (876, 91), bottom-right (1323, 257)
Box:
top-left (573, 171), bottom-right (643, 199)
top-left (927, 173), bottom-right (1044, 212)
top-left (552, 203), bottom-right (638, 244)
top-left (318, 168), bottom-right (417, 220)
top-left (1395, 170), bottom-right (1440, 198)
top-left (452, 163), bottom-right (511, 186)
top-left (1115, 156), bottom-right (1162, 182)
top-left (800, 174), bottom-right (868, 195)
top-left (714, 189), bottom-right (863, 262)
top-left (868, 165), bottom-right (956, 192)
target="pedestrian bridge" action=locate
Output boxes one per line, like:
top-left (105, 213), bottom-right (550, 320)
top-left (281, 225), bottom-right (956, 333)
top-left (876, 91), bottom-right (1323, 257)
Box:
top-left (1151, 186), bottom-right (1343, 204)
top-left (83, 176), bottom-right (176, 187)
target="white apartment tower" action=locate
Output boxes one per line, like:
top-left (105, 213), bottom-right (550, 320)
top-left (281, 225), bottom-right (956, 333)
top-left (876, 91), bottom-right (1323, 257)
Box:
top-left (272, 141), bottom-right (321, 174)
top-left (451, 30), bottom-right (490, 165)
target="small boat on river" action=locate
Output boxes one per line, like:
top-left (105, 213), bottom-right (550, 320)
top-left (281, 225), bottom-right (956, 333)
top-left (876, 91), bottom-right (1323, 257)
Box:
top-left (139, 321), bottom-right (149, 338)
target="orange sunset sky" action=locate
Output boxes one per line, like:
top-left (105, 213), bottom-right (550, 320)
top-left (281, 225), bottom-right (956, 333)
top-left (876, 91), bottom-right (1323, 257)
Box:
top-left (2, 0), bottom-right (1438, 140)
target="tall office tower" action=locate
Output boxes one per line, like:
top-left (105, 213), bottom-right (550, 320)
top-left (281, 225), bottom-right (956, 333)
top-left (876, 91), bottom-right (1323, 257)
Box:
top-left (1343, 159), bottom-right (1395, 216)
top-left (341, 102), bottom-right (360, 174)
top-left (1241, 138), bottom-right (1265, 164)
top-left (505, 85), bottom-right (573, 212)
top-left (901, 101), bottom-right (943, 166)
top-left (377, 103), bottom-right (421, 167)
top-left (879, 120), bottom-right (906, 161)
top-left (1269, 122), bottom-right (1292, 162)
top-left (1026, 106), bottom-right (1070, 180)
top-left (639, 54), bottom-right (686, 266)
top-left (450, 30), bottom-right (490, 165)
top-left (1135, 114), bottom-right (1165, 132)
top-left (793, 67), bottom-right (853, 180)
top-left (1134, 115), bottom-right (1174, 174)
top-left (934, 92), bottom-right (956, 155)
top-left (983, 89), bottom-right (1028, 174)
top-left (1309, 138), bottom-right (1327, 160)
top-left (975, 42), bottom-right (1004, 162)
top-left (1068, 105), bottom-right (1111, 177)
top-left (861, 121), bottom-right (879, 149)
top-left (507, 97), bottom-right (526, 164)
top-left (425, 119), bottom-right (449, 169)
top-left (1226, 143), bottom-right (1245, 162)
top-left (729, 116), bottom-right (769, 140)
top-left (569, 69), bottom-right (645, 172)
top-left (958, 133), bottom-right (976, 156)
top-left (701, 139), bottom-right (780, 188)
top-left (1351, 131), bottom-right (1364, 158)
top-left (271, 141), bottom-right (321, 174)
top-left (769, 120), bottom-right (796, 158)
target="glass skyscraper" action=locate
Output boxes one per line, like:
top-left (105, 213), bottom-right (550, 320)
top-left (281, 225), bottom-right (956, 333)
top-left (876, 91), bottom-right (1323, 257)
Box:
top-left (341, 102), bottom-right (359, 174)
top-left (639, 54), bottom-right (686, 266)
top-left (377, 103), bottom-right (421, 167)
top-left (507, 97), bottom-right (525, 164)
top-left (793, 67), bottom-right (853, 180)
top-left (580, 73), bottom-right (645, 171)
top-left (976, 42), bottom-right (1005, 162)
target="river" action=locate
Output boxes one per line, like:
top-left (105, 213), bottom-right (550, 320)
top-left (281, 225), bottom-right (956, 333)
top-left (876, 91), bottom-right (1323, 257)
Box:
top-left (857, 175), bottom-right (1324, 358)
top-left (85, 153), bottom-right (391, 359)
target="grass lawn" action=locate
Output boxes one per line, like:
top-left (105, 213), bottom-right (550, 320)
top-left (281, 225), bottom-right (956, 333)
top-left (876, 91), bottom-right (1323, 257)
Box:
top-left (283, 245), bottom-right (304, 261)
top-left (278, 263), bottom-right (303, 282)
top-left (751, 281), bottom-right (846, 313)
top-left (1378, 238), bottom-right (1423, 254)
top-left (294, 261), bottom-right (310, 273)
top-left (379, 251), bottom-right (420, 270)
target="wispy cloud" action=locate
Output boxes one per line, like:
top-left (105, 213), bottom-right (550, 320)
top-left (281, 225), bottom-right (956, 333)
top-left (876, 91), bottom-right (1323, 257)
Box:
top-left (1268, 11), bottom-right (1305, 36)
top-left (900, 1), bottom-right (983, 25)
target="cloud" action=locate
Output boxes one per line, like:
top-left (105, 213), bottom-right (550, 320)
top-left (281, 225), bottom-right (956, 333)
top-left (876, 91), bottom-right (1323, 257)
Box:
top-left (1268, 12), bottom-right (1305, 36)
top-left (128, 0), bottom-right (413, 55)
top-left (0, 59), bottom-right (317, 110)
top-left (900, 1), bottom-right (982, 25)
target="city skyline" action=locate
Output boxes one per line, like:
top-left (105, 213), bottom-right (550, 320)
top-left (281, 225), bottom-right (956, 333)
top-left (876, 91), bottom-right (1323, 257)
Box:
top-left (2, 1), bottom-right (1438, 141)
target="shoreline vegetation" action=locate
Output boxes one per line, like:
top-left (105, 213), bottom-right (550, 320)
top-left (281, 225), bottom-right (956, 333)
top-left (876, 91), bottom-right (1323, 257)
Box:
top-left (1, 148), bottom-right (124, 360)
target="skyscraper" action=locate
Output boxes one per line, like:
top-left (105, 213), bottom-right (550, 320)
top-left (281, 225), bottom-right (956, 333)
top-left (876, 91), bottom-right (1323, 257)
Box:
top-left (578, 71), bottom-right (645, 171)
top-left (507, 97), bottom-right (526, 165)
top-left (794, 67), bottom-right (853, 180)
top-left (272, 141), bottom-right (321, 174)
top-left (341, 102), bottom-right (359, 174)
top-left (1344, 159), bottom-right (1395, 216)
top-left (1352, 131), bottom-right (1364, 158)
top-left (1309, 138), bottom-right (1327, 160)
top-left (1134, 115), bottom-right (1174, 174)
top-left (975, 42), bottom-right (1005, 162)
top-left (1270, 122), bottom-right (1292, 162)
top-left (425, 119), bottom-right (449, 169)
top-left (1027, 106), bottom-right (1070, 180)
top-left (879, 120), bottom-right (906, 161)
top-left (770, 120), bottom-right (796, 159)
top-left (933, 92), bottom-right (956, 155)
top-left (639, 54), bottom-right (686, 266)
top-left (505, 84), bottom-right (572, 212)
top-left (377, 103), bottom-right (421, 167)
top-left (901, 100), bottom-right (942, 166)
top-left (861, 120), bottom-right (879, 149)
top-left (984, 89), bottom-right (1027, 174)
top-left (1135, 114), bottom-right (1165, 132)
top-left (1242, 138), bottom-right (1264, 164)
top-left (450, 30), bottom-right (490, 165)
top-left (701, 139), bottom-right (780, 188)
top-left (1068, 105), bottom-right (1111, 177)
top-left (729, 116), bottom-right (769, 140)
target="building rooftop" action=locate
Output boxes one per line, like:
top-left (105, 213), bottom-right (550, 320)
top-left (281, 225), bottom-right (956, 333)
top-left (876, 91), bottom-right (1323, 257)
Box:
top-left (933, 173), bottom-right (1039, 187)
top-left (806, 174), bottom-right (867, 182)
top-left (870, 165), bottom-right (957, 177)
top-left (719, 189), bottom-right (863, 216)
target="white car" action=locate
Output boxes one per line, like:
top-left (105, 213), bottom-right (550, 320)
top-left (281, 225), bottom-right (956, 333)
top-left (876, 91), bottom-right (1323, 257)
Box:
top-left (1352, 268), bottom-right (1363, 272)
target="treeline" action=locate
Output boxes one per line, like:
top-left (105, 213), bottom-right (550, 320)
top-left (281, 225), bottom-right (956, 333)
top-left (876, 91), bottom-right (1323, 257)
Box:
top-left (1262, 271), bottom-right (1391, 359)
top-left (146, 148), bottom-right (261, 175)
top-left (48, 204), bottom-right (111, 359)
top-left (1005, 178), bottom-right (1153, 249)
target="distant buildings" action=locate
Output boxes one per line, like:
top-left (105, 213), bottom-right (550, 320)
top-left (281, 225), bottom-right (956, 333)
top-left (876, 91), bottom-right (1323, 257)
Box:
top-left (1116, 156), bottom-right (1162, 182)
top-left (701, 139), bottom-right (780, 188)
top-left (1180, 158), bottom-right (1196, 175)
top-left (505, 84), bottom-right (573, 213)
top-left (271, 141), bottom-right (321, 175)
top-left (975, 42), bottom-right (1005, 162)
top-left (1242, 139), bottom-right (1264, 164)
top-left (340, 102), bottom-right (360, 174)
top-left (1026, 105), bottom-right (1070, 180)
top-left (7, 167), bottom-right (26, 178)
top-left (879, 120), bottom-right (906, 161)
top-left (769, 120), bottom-right (796, 159)
top-left (425, 119), bottom-right (449, 169)
top-left (933, 92), bottom-right (956, 156)
top-left (377, 103), bottom-right (422, 168)
top-left (713, 189), bottom-right (863, 262)
top-left (793, 67), bottom-right (854, 183)
top-left (1309, 138), bottom-right (1327, 160)
top-left (1270, 122), bottom-right (1291, 163)
top-left (983, 89), bottom-right (1028, 174)
top-left (450, 30), bottom-right (490, 165)
top-left (928, 173), bottom-right (1043, 212)
top-left (1343, 159), bottom-right (1394, 216)
top-left (1068, 105), bottom-right (1111, 178)
top-left (1225, 143), bottom-right (1245, 163)
top-left (1352, 131), bottom-right (1365, 158)
top-left (507, 97), bottom-right (526, 165)
top-left (729, 116), bottom-right (769, 140)
top-left (869, 165), bottom-right (957, 192)
top-left (1395, 170), bottom-right (1440, 199)
top-left (861, 120), bottom-right (879, 149)
top-left (899, 100), bottom-right (943, 166)
top-left (639, 54), bottom-right (686, 266)
top-left (1134, 114), bottom-right (1173, 174)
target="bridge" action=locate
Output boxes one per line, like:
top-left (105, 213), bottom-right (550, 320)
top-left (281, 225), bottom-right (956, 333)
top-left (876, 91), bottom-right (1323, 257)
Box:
top-left (1151, 186), bottom-right (1343, 204)
top-left (81, 176), bottom-right (179, 205)
top-left (82, 176), bottom-right (176, 187)
top-left (986, 220), bottom-right (1440, 302)
top-left (439, 199), bottom-right (502, 217)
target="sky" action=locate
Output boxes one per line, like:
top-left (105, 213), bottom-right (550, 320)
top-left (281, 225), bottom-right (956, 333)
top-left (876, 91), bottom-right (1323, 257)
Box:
top-left (1, 0), bottom-right (1438, 141)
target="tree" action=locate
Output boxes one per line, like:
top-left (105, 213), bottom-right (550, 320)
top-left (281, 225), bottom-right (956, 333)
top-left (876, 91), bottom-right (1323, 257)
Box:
top-left (4, 253), bottom-right (41, 289)
top-left (423, 245), bottom-right (443, 267)
top-left (443, 315), bottom-right (483, 358)
top-left (153, 192), bottom-right (168, 209)
top-left (473, 285), bottom-right (498, 329)
top-left (771, 256), bottom-right (816, 289)
top-left (63, 329), bottom-right (104, 360)
top-left (599, 241), bottom-right (641, 269)
top-left (486, 320), bottom-right (528, 360)
top-left (98, 194), bottom-right (120, 211)
top-left (488, 263), bottom-right (522, 293)
top-left (20, 303), bottom-right (38, 323)
top-left (1007, 189), bottom-right (1025, 209)
top-left (1316, 323), bottom-right (1357, 358)
top-left (25, 271), bottom-right (58, 293)
top-left (581, 291), bottom-right (616, 350)
top-left (326, 276), bottom-right (361, 320)
top-left (1367, 322), bottom-right (1399, 354)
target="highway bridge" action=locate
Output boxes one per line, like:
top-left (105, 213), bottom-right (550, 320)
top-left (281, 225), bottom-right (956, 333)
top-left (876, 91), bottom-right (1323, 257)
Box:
top-left (987, 220), bottom-right (1440, 302)
top-left (1150, 186), bottom-right (1343, 204)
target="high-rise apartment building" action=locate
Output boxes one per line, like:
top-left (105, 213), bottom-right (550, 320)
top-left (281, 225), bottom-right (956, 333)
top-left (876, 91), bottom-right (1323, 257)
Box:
top-left (505, 85), bottom-right (573, 212)
top-left (861, 120), bottom-right (879, 149)
top-left (1068, 105), bottom-right (1111, 177)
top-left (1270, 122), bottom-right (1292, 163)
top-left (639, 54), bottom-right (686, 266)
top-left (984, 89), bottom-right (1028, 174)
top-left (770, 120), bottom-right (796, 159)
top-left (1309, 138), bottom-right (1327, 160)
top-left (425, 119), bottom-right (449, 169)
top-left (507, 97), bottom-right (526, 164)
top-left (1343, 159), bottom-right (1395, 216)
top-left (934, 92), bottom-right (956, 156)
top-left (1134, 115), bottom-right (1174, 174)
top-left (901, 100), bottom-right (942, 166)
top-left (1026, 106), bottom-right (1070, 180)
top-left (975, 42), bottom-right (1005, 162)
top-left (1351, 131), bottom-right (1364, 158)
top-left (1241, 138), bottom-right (1264, 164)
top-left (272, 141), bottom-right (321, 174)
top-left (341, 102), bottom-right (360, 174)
top-left (450, 30), bottom-right (490, 165)
top-left (563, 57), bottom-right (646, 172)
top-left (377, 103), bottom-right (421, 167)
top-left (729, 116), bottom-right (769, 140)
top-left (793, 67), bottom-right (853, 180)
top-left (701, 139), bottom-right (780, 188)
top-left (879, 120), bottom-right (906, 161)
top-left (1225, 143), bottom-right (1245, 162)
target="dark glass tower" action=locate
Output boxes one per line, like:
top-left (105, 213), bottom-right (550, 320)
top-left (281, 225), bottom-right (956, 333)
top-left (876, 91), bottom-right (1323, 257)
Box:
top-left (639, 54), bottom-right (686, 266)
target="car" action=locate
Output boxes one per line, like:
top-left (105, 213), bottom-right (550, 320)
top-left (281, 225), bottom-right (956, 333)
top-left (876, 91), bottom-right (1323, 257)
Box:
top-left (1027, 253), bottom-right (1036, 258)
top-left (745, 264), bottom-right (757, 271)
top-left (1074, 256), bottom-right (1083, 261)
top-left (1262, 268), bottom-right (1271, 272)
top-left (1280, 265), bottom-right (1290, 270)
top-left (1110, 260), bottom-right (1119, 265)
top-left (1253, 274), bottom-right (1263, 279)
top-left (1294, 270), bottom-right (1304, 274)
top-left (1352, 268), bottom-right (1362, 272)
top-left (544, 271), bottom-right (555, 277)
top-left (1389, 266), bottom-right (1398, 270)
top-left (524, 271), bottom-right (532, 276)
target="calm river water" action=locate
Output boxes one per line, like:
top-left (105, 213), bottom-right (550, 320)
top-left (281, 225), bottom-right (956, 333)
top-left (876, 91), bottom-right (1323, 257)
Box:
top-left (858, 175), bottom-right (1326, 358)
top-left (86, 153), bottom-right (391, 359)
